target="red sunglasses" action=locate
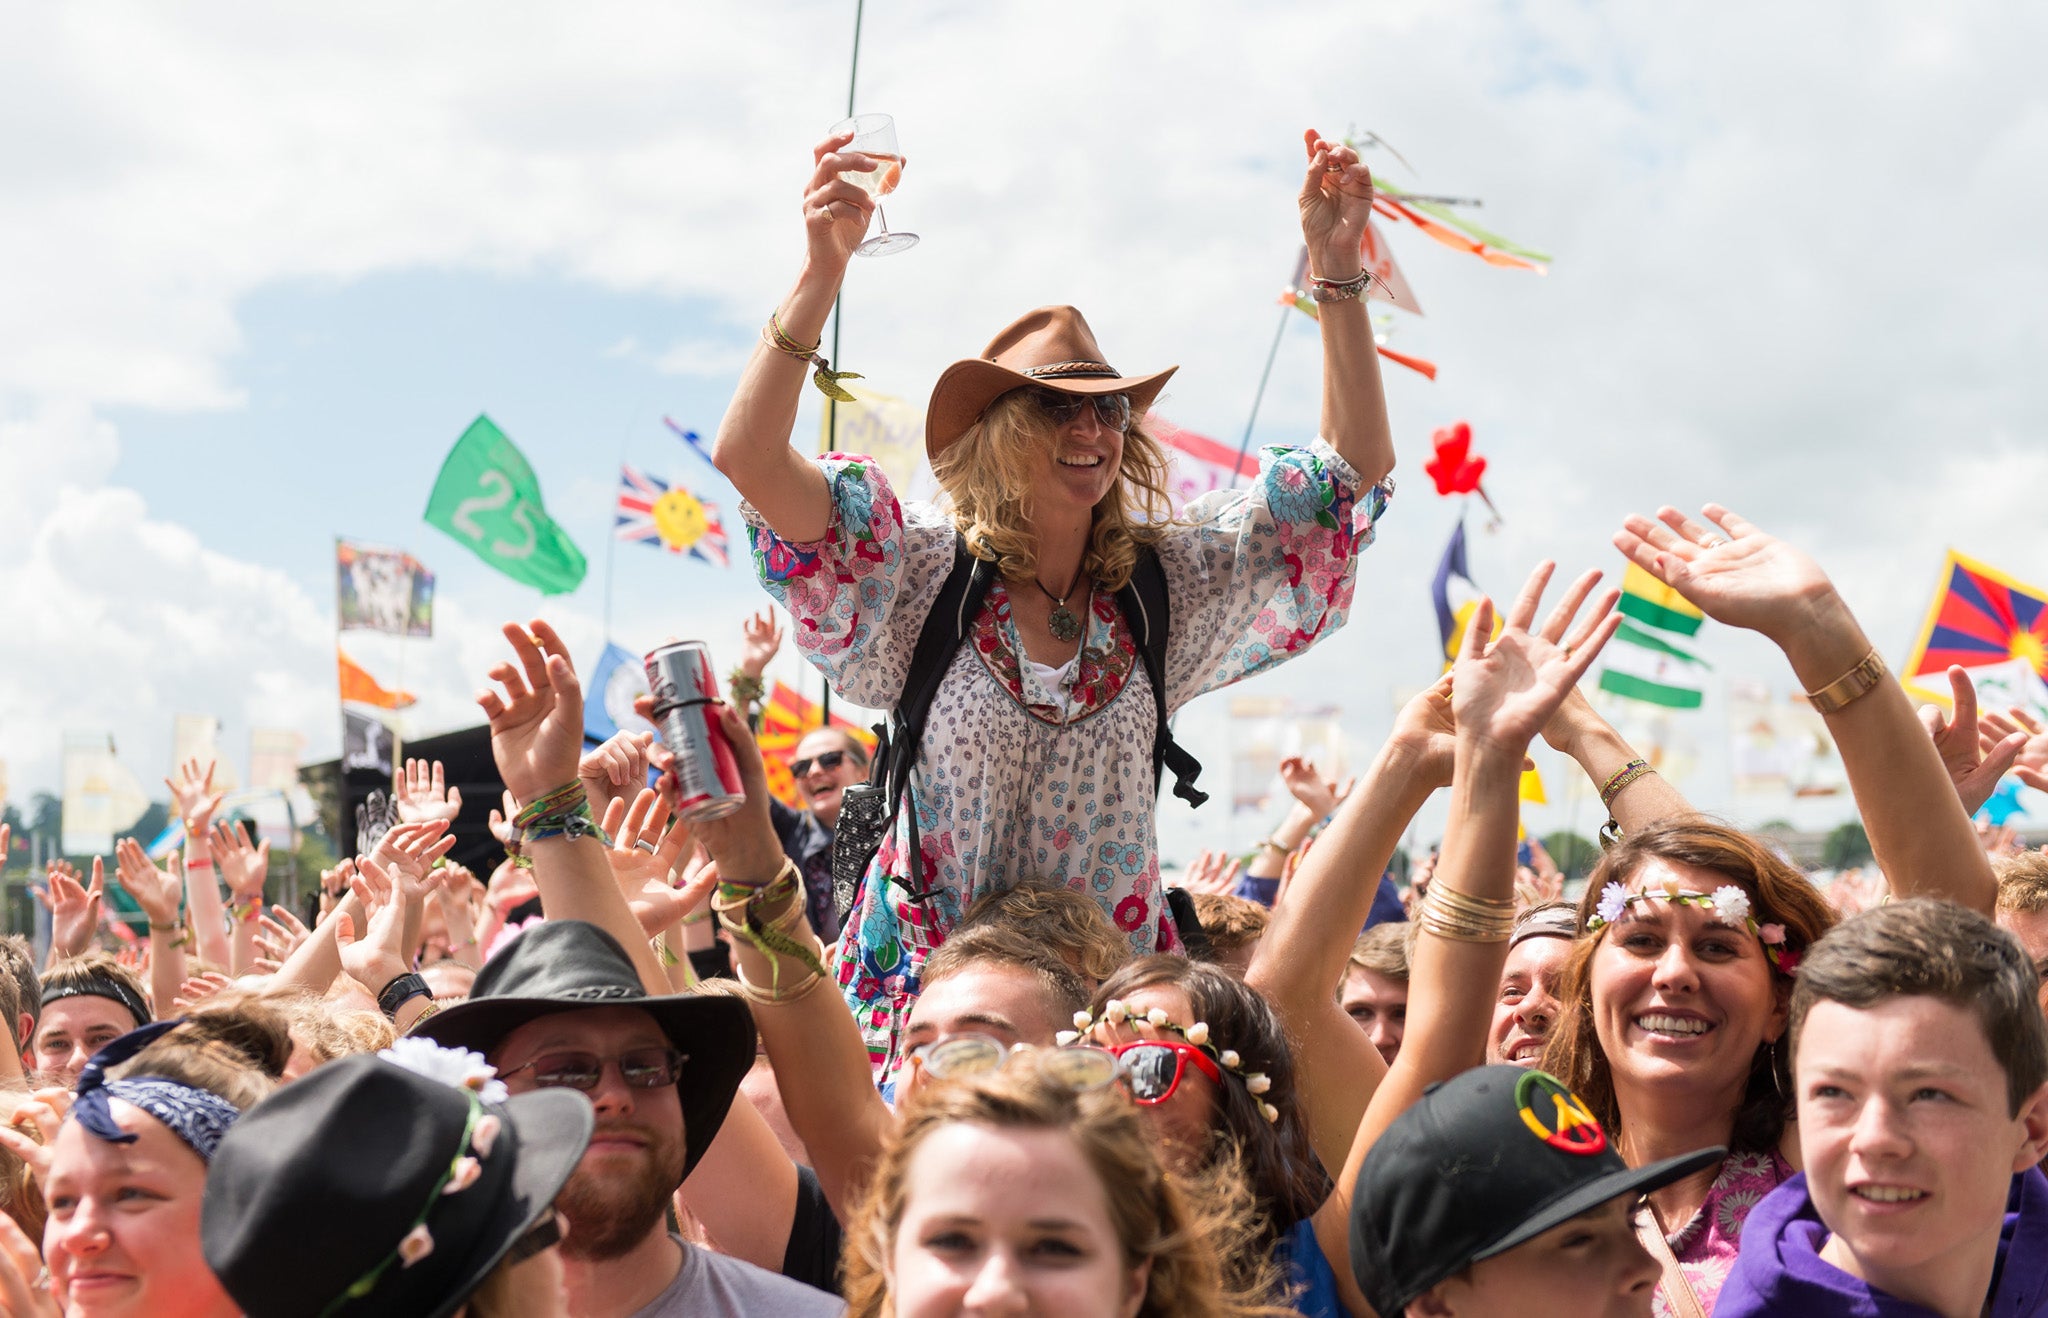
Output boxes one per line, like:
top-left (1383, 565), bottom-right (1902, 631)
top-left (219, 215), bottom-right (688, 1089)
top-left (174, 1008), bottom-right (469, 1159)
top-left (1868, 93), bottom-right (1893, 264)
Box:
top-left (1107, 1039), bottom-right (1224, 1105)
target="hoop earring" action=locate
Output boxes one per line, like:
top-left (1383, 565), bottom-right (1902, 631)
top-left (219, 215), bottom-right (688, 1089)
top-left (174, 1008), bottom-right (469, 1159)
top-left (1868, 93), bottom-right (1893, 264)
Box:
top-left (1769, 1040), bottom-right (1784, 1099)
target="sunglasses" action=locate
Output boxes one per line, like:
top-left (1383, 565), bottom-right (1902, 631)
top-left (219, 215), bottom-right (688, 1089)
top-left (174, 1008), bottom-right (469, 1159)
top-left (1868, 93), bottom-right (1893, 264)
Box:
top-left (911, 1032), bottom-right (1123, 1092)
top-left (789, 749), bottom-right (851, 778)
top-left (1027, 386), bottom-right (1132, 433)
top-left (499, 1047), bottom-right (688, 1092)
top-left (1107, 1040), bottom-right (1224, 1106)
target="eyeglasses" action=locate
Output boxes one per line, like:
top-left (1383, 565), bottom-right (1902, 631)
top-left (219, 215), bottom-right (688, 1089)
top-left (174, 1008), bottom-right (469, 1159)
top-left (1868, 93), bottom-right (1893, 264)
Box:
top-left (1027, 387), bottom-right (1132, 434)
top-left (910, 1033), bottom-right (1122, 1091)
top-left (790, 749), bottom-right (851, 778)
top-left (1107, 1040), bottom-right (1224, 1106)
top-left (499, 1047), bottom-right (688, 1092)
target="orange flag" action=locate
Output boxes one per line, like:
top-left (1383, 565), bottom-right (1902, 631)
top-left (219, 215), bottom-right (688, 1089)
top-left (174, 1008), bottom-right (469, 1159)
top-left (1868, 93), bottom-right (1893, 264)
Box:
top-left (338, 649), bottom-right (416, 709)
top-left (757, 681), bottom-right (876, 808)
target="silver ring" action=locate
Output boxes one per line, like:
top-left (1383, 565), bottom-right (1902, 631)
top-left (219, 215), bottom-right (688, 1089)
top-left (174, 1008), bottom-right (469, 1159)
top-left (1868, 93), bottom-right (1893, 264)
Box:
top-left (634, 839), bottom-right (658, 855)
top-left (1700, 535), bottom-right (1726, 549)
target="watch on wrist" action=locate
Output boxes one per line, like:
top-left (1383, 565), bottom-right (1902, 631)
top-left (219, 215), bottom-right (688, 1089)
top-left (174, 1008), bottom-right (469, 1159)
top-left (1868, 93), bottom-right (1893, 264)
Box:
top-left (376, 972), bottom-right (433, 1021)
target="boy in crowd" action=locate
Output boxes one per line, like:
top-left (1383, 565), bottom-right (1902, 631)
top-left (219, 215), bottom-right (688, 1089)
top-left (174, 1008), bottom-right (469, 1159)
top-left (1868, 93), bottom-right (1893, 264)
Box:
top-left (1349, 1064), bottom-right (1721, 1316)
top-left (1719, 898), bottom-right (2048, 1317)
top-left (1342, 922), bottom-right (1410, 1065)
top-left (1994, 850), bottom-right (2048, 1016)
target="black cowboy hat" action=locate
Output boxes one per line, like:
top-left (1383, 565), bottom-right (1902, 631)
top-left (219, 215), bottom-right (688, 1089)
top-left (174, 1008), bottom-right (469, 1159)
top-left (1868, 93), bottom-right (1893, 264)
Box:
top-left (411, 919), bottom-right (755, 1176)
top-left (202, 1050), bottom-right (594, 1318)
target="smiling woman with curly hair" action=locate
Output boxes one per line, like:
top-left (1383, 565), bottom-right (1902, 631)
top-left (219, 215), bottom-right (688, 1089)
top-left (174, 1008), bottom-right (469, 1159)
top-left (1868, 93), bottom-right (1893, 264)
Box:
top-left (714, 127), bottom-right (1397, 1072)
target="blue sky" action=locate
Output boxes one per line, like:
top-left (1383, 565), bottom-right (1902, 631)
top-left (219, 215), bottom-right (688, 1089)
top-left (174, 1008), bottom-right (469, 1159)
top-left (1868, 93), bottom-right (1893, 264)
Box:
top-left (6, 0), bottom-right (2047, 858)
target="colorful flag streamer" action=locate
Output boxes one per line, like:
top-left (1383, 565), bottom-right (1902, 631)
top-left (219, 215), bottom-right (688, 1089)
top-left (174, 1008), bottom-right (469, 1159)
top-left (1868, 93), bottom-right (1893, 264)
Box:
top-left (615, 465), bottom-right (730, 567)
top-left (1149, 416), bottom-right (1260, 511)
top-left (423, 415), bottom-right (588, 594)
top-left (661, 416), bottom-right (721, 477)
top-left (339, 650), bottom-right (416, 710)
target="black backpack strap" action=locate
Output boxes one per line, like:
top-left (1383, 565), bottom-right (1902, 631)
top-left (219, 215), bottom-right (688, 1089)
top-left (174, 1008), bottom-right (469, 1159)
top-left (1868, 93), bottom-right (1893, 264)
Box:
top-left (1115, 545), bottom-right (1207, 807)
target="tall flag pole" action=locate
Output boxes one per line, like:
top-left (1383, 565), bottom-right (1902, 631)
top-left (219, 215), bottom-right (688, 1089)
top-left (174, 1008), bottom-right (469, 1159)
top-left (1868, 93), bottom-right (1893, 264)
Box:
top-left (818, 0), bottom-right (868, 728)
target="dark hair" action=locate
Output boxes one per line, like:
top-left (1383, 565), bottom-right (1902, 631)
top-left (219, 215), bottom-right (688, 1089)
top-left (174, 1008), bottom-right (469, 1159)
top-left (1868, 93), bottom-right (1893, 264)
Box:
top-left (0, 936), bottom-right (38, 1043)
top-left (1791, 899), bottom-right (2048, 1116)
top-left (922, 923), bottom-right (1091, 1021)
top-left (1542, 817), bottom-right (1836, 1154)
top-left (1091, 956), bottom-right (1328, 1250)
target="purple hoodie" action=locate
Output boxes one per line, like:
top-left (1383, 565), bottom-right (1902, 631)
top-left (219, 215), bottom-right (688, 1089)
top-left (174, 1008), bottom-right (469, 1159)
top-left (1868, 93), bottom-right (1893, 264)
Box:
top-left (1717, 1168), bottom-right (2048, 1317)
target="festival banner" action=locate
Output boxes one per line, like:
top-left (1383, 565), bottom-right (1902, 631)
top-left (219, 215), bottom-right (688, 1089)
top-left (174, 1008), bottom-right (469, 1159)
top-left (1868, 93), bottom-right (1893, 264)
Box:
top-left (248, 729), bottom-right (306, 794)
top-left (1148, 416), bottom-right (1260, 509)
top-left (1900, 549), bottom-right (2048, 710)
top-left (758, 681), bottom-right (878, 809)
top-left (170, 714), bottom-right (238, 791)
top-left (424, 415), bottom-right (587, 594)
top-left (1729, 680), bottom-right (1845, 798)
top-left (60, 733), bottom-right (150, 855)
top-left (336, 539), bottom-right (434, 637)
top-left (1597, 622), bottom-right (1707, 709)
top-left (341, 706), bottom-right (400, 778)
top-left (584, 642), bottom-right (660, 746)
top-left (615, 465), bottom-right (730, 567)
top-left (817, 384), bottom-right (938, 502)
top-left (338, 650), bottom-right (416, 710)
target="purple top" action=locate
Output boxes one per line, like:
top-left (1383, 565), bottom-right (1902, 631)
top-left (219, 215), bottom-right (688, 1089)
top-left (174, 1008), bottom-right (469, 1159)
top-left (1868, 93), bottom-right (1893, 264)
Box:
top-left (1716, 1168), bottom-right (2048, 1317)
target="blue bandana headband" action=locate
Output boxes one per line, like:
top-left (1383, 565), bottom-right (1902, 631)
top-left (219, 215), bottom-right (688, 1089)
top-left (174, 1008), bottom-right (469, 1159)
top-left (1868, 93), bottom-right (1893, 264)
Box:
top-left (72, 1020), bottom-right (243, 1162)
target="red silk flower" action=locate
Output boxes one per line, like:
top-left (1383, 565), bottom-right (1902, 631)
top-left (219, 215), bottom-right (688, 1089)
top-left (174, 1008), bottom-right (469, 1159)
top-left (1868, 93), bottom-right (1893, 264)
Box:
top-left (1426, 421), bottom-right (1487, 496)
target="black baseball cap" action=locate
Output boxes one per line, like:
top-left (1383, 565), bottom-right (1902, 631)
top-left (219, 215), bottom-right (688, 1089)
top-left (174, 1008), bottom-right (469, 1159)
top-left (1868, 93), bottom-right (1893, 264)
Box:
top-left (1349, 1066), bottom-right (1722, 1316)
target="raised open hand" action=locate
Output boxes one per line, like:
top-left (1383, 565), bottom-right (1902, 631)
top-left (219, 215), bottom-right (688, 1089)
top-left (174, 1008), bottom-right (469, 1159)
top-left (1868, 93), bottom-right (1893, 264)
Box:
top-left (1385, 671), bottom-right (1459, 790)
top-left (739, 608), bottom-right (786, 679)
top-left (1981, 705), bottom-right (2048, 796)
top-left (396, 758), bottom-right (465, 825)
top-left (255, 906), bottom-right (311, 965)
top-left (1613, 505), bottom-right (1836, 645)
top-left (210, 820), bottom-right (271, 900)
top-left (1277, 756), bottom-right (1341, 820)
top-left (113, 838), bottom-right (184, 928)
top-left (580, 731), bottom-right (656, 825)
top-left (1298, 129), bottom-right (1373, 277)
top-left (1919, 667), bottom-right (2028, 816)
top-left (172, 970), bottom-right (234, 1013)
top-left (367, 820), bottom-right (456, 888)
top-left (336, 856), bottom-right (419, 996)
top-left (165, 757), bottom-right (224, 830)
top-left (0, 1088), bottom-right (70, 1196)
top-left (477, 620), bottom-right (585, 806)
top-left (37, 858), bottom-right (104, 958)
top-left (1176, 849), bottom-right (1242, 896)
top-left (1451, 563), bottom-right (1621, 759)
top-left (601, 788), bottom-right (699, 935)
top-left (487, 788), bottom-right (520, 848)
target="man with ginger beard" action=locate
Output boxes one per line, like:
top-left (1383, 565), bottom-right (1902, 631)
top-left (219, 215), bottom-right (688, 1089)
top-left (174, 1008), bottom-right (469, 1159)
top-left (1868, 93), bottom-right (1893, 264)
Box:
top-left (417, 919), bottom-right (844, 1317)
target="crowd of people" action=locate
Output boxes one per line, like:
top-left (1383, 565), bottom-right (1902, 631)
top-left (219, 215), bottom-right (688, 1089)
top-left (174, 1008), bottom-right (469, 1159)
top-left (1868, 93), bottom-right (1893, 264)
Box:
top-left (4, 127), bottom-right (2048, 1318)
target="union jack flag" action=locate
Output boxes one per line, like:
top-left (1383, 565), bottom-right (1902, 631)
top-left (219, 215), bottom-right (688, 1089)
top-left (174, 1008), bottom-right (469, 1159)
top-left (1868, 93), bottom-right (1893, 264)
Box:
top-left (615, 464), bottom-right (729, 567)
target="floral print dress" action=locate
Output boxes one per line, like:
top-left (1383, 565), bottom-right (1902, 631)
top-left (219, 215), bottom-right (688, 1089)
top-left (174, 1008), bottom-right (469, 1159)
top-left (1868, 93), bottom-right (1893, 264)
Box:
top-left (1652, 1149), bottom-right (1797, 1318)
top-left (743, 439), bottom-right (1390, 1068)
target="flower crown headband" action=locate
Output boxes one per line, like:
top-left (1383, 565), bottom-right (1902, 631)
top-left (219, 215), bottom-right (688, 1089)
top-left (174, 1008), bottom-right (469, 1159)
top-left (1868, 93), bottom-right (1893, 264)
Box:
top-left (1586, 881), bottom-right (1800, 975)
top-left (1059, 998), bottom-right (1280, 1123)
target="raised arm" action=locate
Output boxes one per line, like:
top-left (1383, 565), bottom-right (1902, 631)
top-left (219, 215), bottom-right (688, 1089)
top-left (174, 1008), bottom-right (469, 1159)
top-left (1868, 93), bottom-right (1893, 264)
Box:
top-left (1299, 130), bottom-right (1394, 485)
top-left (166, 758), bottom-right (231, 971)
top-left (1540, 682), bottom-right (1698, 836)
top-left (710, 132), bottom-right (877, 541)
top-left (693, 702), bottom-right (894, 1220)
top-left (1334, 564), bottom-right (1619, 1205)
top-left (113, 840), bottom-right (188, 1016)
top-left (1616, 504), bottom-right (1999, 912)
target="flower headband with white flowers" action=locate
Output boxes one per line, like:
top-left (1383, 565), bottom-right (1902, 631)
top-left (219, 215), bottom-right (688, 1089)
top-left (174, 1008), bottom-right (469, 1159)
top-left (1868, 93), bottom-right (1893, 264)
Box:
top-left (1586, 881), bottom-right (1800, 975)
top-left (1058, 998), bottom-right (1281, 1123)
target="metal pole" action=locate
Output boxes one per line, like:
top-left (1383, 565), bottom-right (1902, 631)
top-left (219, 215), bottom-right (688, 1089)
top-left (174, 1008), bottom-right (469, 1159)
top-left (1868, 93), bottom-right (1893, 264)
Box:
top-left (820, 0), bottom-right (865, 726)
top-left (1228, 302), bottom-right (1295, 490)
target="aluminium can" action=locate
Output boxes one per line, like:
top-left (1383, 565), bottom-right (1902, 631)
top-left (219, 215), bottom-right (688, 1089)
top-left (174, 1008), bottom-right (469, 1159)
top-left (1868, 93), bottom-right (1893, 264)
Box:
top-left (644, 640), bottom-right (745, 821)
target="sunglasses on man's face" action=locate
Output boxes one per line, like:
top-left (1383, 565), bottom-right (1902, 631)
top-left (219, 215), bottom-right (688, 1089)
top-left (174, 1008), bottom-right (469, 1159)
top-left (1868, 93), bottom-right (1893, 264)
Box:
top-left (500, 1047), bottom-right (688, 1092)
top-left (1027, 387), bottom-right (1132, 434)
top-left (790, 749), bottom-right (851, 778)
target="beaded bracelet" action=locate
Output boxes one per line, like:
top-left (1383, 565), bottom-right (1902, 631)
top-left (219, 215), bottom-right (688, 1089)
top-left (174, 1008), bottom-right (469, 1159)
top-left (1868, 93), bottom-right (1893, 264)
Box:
top-left (1597, 759), bottom-right (1654, 849)
top-left (727, 670), bottom-right (765, 705)
top-left (762, 311), bottom-right (863, 403)
top-left (1308, 270), bottom-right (1373, 303)
top-left (227, 897), bottom-right (262, 925)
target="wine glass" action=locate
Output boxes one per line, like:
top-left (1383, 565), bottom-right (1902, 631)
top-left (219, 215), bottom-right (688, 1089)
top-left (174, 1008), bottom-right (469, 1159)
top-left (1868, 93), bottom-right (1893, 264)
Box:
top-left (829, 112), bottom-right (919, 256)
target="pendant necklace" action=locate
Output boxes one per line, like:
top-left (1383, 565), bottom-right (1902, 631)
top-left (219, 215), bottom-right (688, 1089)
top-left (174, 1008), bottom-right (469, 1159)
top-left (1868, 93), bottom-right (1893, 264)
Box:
top-left (1033, 567), bottom-right (1088, 643)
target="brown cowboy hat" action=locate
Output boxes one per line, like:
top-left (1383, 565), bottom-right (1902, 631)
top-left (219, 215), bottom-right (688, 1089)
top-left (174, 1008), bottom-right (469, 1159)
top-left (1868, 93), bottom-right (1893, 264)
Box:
top-left (924, 305), bottom-right (1177, 459)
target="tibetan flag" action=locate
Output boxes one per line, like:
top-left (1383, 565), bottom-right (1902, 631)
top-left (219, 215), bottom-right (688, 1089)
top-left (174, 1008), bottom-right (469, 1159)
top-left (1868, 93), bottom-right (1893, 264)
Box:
top-left (615, 465), bottom-right (729, 567)
top-left (758, 681), bottom-right (876, 809)
top-left (339, 650), bottom-right (416, 710)
top-left (1598, 621), bottom-right (1707, 709)
top-left (1900, 550), bottom-right (2048, 707)
top-left (1617, 563), bottom-right (1704, 637)
top-left (423, 415), bottom-right (587, 594)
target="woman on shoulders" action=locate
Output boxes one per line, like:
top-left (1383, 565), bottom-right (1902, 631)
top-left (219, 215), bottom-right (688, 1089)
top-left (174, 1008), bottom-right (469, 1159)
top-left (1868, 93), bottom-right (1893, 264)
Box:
top-left (715, 128), bottom-right (1395, 1069)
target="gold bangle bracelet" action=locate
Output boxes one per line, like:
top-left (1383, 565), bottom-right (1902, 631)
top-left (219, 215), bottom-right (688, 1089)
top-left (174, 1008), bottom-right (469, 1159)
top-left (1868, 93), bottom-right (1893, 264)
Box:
top-left (1804, 648), bottom-right (1888, 716)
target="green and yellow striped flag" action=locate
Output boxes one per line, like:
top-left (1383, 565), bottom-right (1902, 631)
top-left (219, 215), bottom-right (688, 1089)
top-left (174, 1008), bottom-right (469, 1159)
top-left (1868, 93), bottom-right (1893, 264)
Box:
top-left (1617, 563), bottom-right (1704, 637)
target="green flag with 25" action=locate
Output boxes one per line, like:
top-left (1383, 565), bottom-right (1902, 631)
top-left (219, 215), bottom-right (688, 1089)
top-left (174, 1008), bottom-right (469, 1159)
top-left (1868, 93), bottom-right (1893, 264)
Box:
top-left (423, 415), bottom-right (588, 595)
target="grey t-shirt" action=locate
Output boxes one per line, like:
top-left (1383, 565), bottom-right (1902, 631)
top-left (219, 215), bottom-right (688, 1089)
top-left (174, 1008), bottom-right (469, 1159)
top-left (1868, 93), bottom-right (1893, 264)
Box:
top-left (630, 1238), bottom-right (846, 1318)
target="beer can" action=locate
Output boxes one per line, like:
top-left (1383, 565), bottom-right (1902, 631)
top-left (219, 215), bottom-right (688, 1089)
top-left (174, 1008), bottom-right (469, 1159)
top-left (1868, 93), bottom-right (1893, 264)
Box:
top-left (644, 641), bottom-right (745, 821)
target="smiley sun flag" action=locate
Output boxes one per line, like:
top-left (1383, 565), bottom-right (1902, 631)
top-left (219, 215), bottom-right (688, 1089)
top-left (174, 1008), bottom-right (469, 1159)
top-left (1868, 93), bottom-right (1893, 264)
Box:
top-left (615, 464), bottom-right (729, 567)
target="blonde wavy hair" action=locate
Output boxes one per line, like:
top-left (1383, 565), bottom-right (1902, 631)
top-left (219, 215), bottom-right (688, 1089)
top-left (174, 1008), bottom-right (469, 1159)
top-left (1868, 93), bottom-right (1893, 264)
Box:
top-left (932, 388), bottom-right (1175, 591)
top-left (842, 1063), bottom-right (1289, 1318)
